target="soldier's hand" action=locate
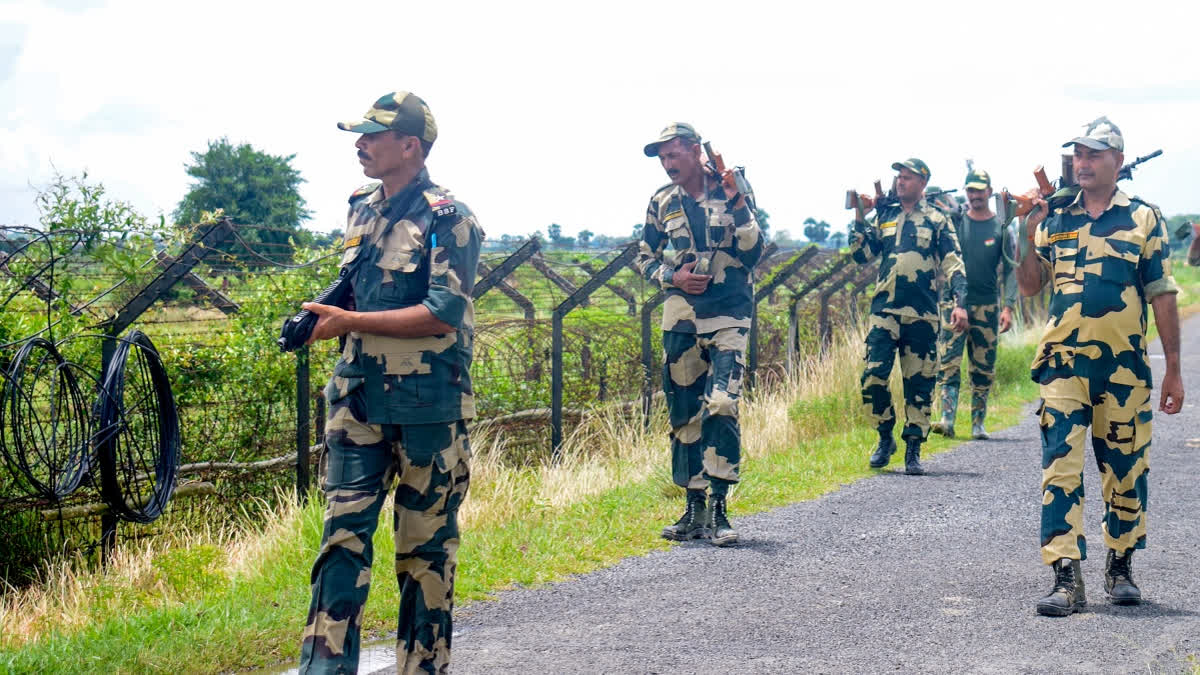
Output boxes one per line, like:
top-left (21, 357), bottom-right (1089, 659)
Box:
top-left (999, 307), bottom-right (1014, 334)
top-left (719, 169), bottom-right (745, 208)
top-left (302, 302), bottom-right (352, 343)
top-left (949, 307), bottom-right (968, 332)
top-left (674, 260), bottom-right (712, 295)
top-left (1159, 371), bottom-right (1184, 415)
top-left (1023, 198), bottom-right (1048, 242)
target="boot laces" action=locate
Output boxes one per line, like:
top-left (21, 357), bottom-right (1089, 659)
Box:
top-left (1053, 560), bottom-right (1075, 592)
top-left (1109, 551), bottom-right (1133, 582)
top-left (711, 497), bottom-right (730, 530)
top-left (675, 495), bottom-right (703, 527)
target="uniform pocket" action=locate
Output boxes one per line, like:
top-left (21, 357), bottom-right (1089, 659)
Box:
top-left (914, 225), bottom-right (933, 248)
top-left (1101, 239), bottom-right (1140, 286)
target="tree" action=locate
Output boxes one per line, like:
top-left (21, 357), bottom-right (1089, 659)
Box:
top-left (802, 217), bottom-right (830, 244)
top-left (755, 207), bottom-right (771, 233)
top-left (631, 223), bottom-right (644, 240)
top-left (175, 138), bottom-right (310, 266)
top-left (577, 229), bottom-right (594, 248)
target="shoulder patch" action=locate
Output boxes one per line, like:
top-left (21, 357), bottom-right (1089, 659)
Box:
top-left (349, 182), bottom-right (382, 203)
top-left (423, 187), bottom-right (457, 219)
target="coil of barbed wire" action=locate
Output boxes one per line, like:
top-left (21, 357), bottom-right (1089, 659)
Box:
top-left (0, 337), bottom-right (93, 501)
top-left (94, 331), bottom-right (180, 524)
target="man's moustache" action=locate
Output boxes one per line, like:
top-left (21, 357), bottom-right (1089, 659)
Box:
top-left (358, 151), bottom-right (370, 160)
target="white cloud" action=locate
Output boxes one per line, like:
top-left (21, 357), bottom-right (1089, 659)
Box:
top-left (2, 0), bottom-right (1199, 239)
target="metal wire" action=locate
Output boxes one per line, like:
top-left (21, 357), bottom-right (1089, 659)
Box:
top-left (94, 331), bottom-right (180, 524)
top-left (0, 337), bottom-right (92, 500)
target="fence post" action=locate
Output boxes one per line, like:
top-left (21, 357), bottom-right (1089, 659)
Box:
top-left (472, 237), bottom-right (542, 300)
top-left (818, 266), bottom-right (856, 354)
top-left (748, 246), bottom-right (821, 385)
top-left (551, 243), bottom-right (640, 454)
top-left (296, 345), bottom-right (310, 502)
top-left (103, 218), bottom-right (235, 335)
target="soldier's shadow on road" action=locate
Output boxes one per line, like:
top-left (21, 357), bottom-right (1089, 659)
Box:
top-left (1081, 601), bottom-right (1200, 618)
top-left (876, 470), bottom-right (985, 479)
top-left (722, 538), bottom-right (787, 556)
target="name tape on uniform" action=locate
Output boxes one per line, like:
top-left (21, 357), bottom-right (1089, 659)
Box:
top-left (1048, 231), bottom-right (1079, 243)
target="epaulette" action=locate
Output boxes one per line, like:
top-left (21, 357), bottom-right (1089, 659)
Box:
top-left (652, 182), bottom-right (679, 200)
top-left (423, 186), bottom-right (457, 220)
top-left (348, 182), bottom-right (382, 204)
top-left (1129, 194), bottom-right (1162, 216)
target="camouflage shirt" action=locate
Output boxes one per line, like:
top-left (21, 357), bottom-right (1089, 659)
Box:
top-left (1030, 189), bottom-right (1176, 388)
top-left (635, 179), bottom-right (764, 333)
top-left (324, 168), bottom-right (484, 424)
top-left (851, 199), bottom-right (967, 321)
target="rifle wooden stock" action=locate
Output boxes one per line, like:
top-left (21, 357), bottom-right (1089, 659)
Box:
top-left (1002, 166), bottom-right (1058, 218)
top-left (703, 142), bottom-right (738, 194)
top-left (1034, 166), bottom-right (1054, 196)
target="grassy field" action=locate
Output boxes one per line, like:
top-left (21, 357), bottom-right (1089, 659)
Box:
top-left (0, 261), bottom-right (1196, 674)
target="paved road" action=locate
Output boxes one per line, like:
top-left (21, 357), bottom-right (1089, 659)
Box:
top-left (356, 316), bottom-right (1200, 674)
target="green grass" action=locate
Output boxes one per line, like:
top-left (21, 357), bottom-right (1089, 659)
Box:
top-left (6, 260), bottom-right (1199, 673)
top-left (0, 337), bottom-right (1041, 674)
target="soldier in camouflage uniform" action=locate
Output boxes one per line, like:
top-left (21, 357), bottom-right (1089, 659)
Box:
top-left (298, 91), bottom-right (483, 674)
top-left (851, 159), bottom-right (968, 475)
top-left (635, 123), bottom-right (763, 547)
top-left (930, 168), bottom-right (1017, 440)
top-left (1016, 117), bottom-right (1182, 617)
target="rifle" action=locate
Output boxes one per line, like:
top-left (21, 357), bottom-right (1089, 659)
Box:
top-left (702, 142), bottom-right (752, 203)
top-left (1118, 149), bottom-right (1163, 182)
top-left (844, 187), bottom-right (877, 223)
top-left (278, 268), bottom-right (354, 352)
top-left (873, 187), bottom-right (957, 211)
top-left (1002, 149), bottom-right (1164, 220)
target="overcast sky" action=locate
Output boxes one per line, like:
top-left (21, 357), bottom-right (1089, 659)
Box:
top-left (2, 0), bottom-right (1199, 243)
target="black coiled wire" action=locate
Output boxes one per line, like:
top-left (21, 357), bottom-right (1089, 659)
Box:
top-left (0, 337), bottom-right (92, 500)
top-left (93, 331), bottom-right (180, 523)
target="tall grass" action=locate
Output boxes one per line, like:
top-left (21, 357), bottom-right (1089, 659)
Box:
top-left (0, 320), bottom-right (1075, 673)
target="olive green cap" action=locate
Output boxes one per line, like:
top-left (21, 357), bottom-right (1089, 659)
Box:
top-left (891, 158), bottom-right (931, 180)
top-left (338, 91), bottom-right (437, 144)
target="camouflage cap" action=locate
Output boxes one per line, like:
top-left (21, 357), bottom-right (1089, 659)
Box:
top-left (337, 91), bottom-right (438, 144)
top-left (964, 168), bottom-right (991, 190)
top-left (1062, 116), bottom-right (1123, 152)
top-left (891, 158), bottom-right (931, 180)
top-left (643, 123), bottom-right (702, 157)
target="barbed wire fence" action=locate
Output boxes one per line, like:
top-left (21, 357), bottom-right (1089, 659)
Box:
top-left (0, 220), bottom-right (888, 584)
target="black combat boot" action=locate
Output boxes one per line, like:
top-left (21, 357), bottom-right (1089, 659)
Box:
top-left (904, 437), bottom-right (925, 475)
top-left (1036, 558), bottom-right (1086, 616)
top-left (707, 494), bottom-right (738, 547)
top-left (868, 432), bottom-right (897, 468)
top-left (1105, 549), bottom-right (1141, 605)
top-left (661, 489), bottom-right (709, 541)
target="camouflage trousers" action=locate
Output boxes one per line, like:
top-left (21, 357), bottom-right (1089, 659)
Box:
top-left (861, 312), bottom-right (938, 440)
top-left (663, 327), bottom-right (747, 491)
top-left (300, 390), bottom-right (471, 675)
top-left (936, 301), bottom-right (999, 397)
top-left (1038, 368), bottom-right (1151, 565)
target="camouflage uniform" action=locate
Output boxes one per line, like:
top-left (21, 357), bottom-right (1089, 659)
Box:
top-left (934, 171), bottom-right (1018, 436)
top-left (1031, 187), bottom-right (1175, 565)
top-left (301, 92), bottom-right (483, 675)
top-left (852, 177), bottom-right (967, 442)
top-left (635, 155), bottom-right (763, 495)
